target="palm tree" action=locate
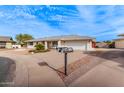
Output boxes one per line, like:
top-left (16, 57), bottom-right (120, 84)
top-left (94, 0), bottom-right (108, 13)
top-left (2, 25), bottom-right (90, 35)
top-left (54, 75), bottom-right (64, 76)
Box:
top-left (16, 34), bottom-right (33, 46)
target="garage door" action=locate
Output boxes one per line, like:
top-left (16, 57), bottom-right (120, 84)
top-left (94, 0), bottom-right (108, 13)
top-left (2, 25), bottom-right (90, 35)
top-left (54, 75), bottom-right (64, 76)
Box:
top-left (64, 41), bottom-right (87, 50)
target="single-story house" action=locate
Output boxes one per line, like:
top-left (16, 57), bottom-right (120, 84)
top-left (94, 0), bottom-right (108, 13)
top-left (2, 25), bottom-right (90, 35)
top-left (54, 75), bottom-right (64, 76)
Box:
top-left (96, 42), bottom-right (109, 48)
top-left (114, 38), bottom-right (124, 48)
top-left (0, 36), bottom-right (13, 48)
top-left (114, 34), bottom-right (124, 48)
top-left (26, 35), bottom-right (96, 51)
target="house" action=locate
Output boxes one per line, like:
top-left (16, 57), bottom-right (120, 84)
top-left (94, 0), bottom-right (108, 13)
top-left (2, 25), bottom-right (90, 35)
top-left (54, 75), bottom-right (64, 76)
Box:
top-left (26, 35), bottom-right (96, 51)
top-left (114, 34), bottom-right (124, 48)
top-left (0, 36), bottom-right (13, 48)
top-left (114, 38), bottom-right (124, 48)
top-left (96, 42), bottom-right (109, 48)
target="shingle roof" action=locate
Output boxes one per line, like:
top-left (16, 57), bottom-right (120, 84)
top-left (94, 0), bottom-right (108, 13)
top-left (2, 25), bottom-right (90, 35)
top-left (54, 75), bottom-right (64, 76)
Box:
top-left (26, 35), bottom-right (95, 42)
top-left (0, 36), bottom-right (12, 42)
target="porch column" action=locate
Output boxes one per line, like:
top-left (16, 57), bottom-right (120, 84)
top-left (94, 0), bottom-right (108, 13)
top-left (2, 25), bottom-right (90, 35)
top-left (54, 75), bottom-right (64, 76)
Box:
top-left (58, 40), bottom-right (61, 47)
top-left (45, 41), bottom-right (48, 50)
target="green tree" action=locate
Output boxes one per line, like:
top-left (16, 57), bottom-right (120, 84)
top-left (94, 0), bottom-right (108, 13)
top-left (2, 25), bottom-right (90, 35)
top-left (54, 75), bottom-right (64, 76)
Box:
top-left (16, 34), bottom-right (33, 46)
top-left (103, 40), bottom-right (112, 44)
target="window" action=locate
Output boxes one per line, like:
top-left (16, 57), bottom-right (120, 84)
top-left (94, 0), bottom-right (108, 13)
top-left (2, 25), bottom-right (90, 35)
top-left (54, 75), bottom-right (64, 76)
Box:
top-left (0, 41), bottom-right (6, 48)
top-left (29, 42), bottom-right (33, 45)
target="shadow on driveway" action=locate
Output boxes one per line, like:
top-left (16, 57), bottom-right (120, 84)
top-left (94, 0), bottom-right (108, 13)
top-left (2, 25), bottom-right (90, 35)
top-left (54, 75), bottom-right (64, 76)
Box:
top-left (0, 57), bottom-right (16, 87)
top-left (38, 62), bottom-right (65, 75)
top-left (85, 49), bottom-right (124, 68)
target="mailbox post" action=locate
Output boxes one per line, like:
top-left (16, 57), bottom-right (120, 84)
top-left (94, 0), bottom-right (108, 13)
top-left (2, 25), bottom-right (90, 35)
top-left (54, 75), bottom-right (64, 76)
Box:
top-left (56, 47), bottom-right (73, 75)
top-left (64, 52), bottom-right (67, 75)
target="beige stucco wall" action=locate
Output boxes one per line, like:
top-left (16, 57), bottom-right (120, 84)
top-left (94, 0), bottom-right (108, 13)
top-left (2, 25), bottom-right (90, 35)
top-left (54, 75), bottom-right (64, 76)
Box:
top-left (115, 40), bottom-right (124, 48)
top-left (6, 42), bottom-right (12, 49)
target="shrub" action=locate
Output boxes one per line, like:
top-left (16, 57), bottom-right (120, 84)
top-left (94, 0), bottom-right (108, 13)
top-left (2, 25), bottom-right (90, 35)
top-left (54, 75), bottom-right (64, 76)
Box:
top-left (95, 46), bottom-right (99, 48)
top-left (29, 44), bottom-right (50, 54)
top-left (35, 44), bottom-right (45, 50)
top-left (109, 42), bottom-right (115, 48)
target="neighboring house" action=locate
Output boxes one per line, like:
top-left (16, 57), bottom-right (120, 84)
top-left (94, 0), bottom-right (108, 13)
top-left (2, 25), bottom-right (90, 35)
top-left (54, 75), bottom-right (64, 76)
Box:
top-left (0, 36), bottom-right (13, 49)
top-left (114, 34), bottom-right (124, 48)
top-left (96, 42), bottom-right (109, 48)
top-left (26, 35), bottom-right (96, 51)
top-left (114, 38), bottom-right (124, 48)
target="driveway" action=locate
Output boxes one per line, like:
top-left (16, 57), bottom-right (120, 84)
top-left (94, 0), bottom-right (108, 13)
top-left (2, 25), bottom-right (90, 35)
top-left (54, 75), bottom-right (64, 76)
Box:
top-left (1, 48), bottom-right (124, 87)
top-left (0, 49), bottom-right (65, 87)
top-left (28, 50), bottom-right (86, 69)
top-left (0, 49), bottom-right (86, 87)
top-left (69, 48), bottom-right (124, 87)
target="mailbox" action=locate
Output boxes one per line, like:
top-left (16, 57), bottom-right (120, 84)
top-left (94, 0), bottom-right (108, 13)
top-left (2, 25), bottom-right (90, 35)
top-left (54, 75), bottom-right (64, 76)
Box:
top-left (56, 47), bottom-right (73, 75)
top-left (56, 47), bottom-right (65, 52)
top-left (56, 47), bottom-right (73, 53)
top-left (62, 47), bottom-right (73, 53)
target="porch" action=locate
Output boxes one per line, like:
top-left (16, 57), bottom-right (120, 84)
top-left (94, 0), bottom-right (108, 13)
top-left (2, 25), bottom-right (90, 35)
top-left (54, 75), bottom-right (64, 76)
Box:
top-left (27, 40), bottom-right (62, 49)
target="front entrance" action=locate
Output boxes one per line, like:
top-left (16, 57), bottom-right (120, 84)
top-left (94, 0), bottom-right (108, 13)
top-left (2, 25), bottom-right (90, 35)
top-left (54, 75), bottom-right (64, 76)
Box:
top-left (47, 41), bottom-right (58, 49)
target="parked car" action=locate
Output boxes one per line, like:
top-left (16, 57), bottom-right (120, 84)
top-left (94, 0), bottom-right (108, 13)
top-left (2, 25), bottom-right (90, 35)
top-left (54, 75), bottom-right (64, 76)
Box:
top-left (12, 44), bottom-right (21, 48)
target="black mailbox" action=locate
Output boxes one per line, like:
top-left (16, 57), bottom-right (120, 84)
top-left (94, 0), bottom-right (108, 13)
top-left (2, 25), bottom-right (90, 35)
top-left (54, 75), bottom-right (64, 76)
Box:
top-left (57, 47), bottom-right (65, 52)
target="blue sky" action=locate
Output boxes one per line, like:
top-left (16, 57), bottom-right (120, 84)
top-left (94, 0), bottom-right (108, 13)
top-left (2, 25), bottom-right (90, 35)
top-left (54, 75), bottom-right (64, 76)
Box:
top-left (0, 5), bottom-right (124, 41)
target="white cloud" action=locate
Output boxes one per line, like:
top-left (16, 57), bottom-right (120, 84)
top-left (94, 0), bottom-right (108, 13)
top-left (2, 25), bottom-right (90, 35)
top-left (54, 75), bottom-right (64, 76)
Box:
top-left (77, 6), bottom-right (95, 23)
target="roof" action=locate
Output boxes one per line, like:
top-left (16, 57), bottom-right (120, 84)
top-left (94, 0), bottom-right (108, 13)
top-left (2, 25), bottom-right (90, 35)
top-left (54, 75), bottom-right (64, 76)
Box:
top-left (0, 36), bottom-right (12, 42)
top-left (26, 35), bottom-right (95, 42)
top-left (96, 42), bottom-right (109, 48)
top-left (114, 33), bottom-right (124, 41)
top-left (114, 38), bottom-right (124, 41)
top-left (118, 34), bottom-right (124, 36)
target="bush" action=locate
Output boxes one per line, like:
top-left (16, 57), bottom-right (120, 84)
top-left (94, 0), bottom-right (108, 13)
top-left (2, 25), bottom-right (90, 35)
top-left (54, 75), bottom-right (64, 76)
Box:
top-left (35, 44), bottom-right (45, 50)
top-left (109, 42), bottom-right (115, 48)
top-left (28, 44), bottom-right (50, 54)
top-left (95, 46), bottom-right (99, 48)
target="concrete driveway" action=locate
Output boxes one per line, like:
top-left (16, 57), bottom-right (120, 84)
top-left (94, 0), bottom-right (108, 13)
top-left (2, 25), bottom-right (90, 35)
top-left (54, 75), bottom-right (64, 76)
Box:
top-left (69, 48), bottom-right (124, 87)
top-left (28, 50), bottom-right (86, 69)
top-left (0, 49), bottom-right (65, 87)
top-left (0, 49), bottom-right (86, 87)
top-left (1, 48), bottom-right (124, 87)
